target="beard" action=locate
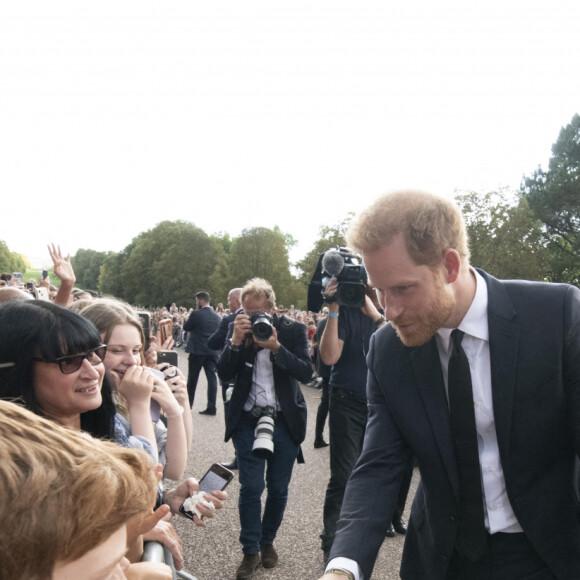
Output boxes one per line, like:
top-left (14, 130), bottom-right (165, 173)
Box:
top-left (391, 276), bottom-right (454, 347)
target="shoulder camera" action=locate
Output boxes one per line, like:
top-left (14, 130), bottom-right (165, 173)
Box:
top-left (307, 247), bottom-right (367, 312)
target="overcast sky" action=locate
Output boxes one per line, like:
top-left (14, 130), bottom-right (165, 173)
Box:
top-left (1, 1), bottom-right (579, 269)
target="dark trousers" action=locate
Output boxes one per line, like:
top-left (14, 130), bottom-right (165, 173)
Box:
top-left (320, 389), bottom-right (368, 552)
top-left (315, 378), bottom-right (330, 442)
top-left (232, 412), bottom-right (299, 554)
top-left (446, 532), bottom-right (556, 580)
top-left (187, 354), bottom-right (218, 409)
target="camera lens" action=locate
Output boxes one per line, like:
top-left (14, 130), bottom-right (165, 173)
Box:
top-left (337, 282), bottom-right (366, 308)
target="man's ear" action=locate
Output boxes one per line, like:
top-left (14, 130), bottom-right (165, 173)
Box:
top-left (442, 249), bottom-right (461, 283)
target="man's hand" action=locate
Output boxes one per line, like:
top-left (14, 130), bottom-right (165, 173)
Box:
top-left (232, 312), bottom-right (251, 345)
top-left (254, 325), bottom-right (281, 354)
top-left (323, 277), bottom-right (339, 303)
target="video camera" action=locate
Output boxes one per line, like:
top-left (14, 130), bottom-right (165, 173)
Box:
top-left (307, 247), bottom-right (367, 312)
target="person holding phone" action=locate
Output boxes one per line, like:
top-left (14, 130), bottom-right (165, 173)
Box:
top-left (79, 299), bottom-right (189, 481)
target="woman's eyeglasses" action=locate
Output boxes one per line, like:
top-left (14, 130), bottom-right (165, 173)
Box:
top-left (34, 345), bottom-right (107, 375)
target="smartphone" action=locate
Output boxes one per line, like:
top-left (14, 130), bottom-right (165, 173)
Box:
top-left (158, 350), bottom-right (178, 367)
top-left (42, 270), bottom-right (48, 280)
top-left (145, 367), bottom-right (164, 422)
top-left (179, 463), bottom-right (234, 520)
top-left (159, 318), bottom-right (172, 344)
top-left (136, 311), bottom-right (151, 351)
top-left (36, 287), bottom-right (50, 301)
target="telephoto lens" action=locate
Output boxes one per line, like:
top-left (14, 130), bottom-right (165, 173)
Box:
top-left (250, 312), bottom-right (274, 341)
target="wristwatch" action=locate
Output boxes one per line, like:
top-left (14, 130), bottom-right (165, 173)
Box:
top-left (229, 338), bottom-right (241, 352)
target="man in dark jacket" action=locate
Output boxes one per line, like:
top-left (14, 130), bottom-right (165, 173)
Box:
top-left (218, 278), bottom-right (311, 579)
top-left (184, 291), bottom-right (221, 413)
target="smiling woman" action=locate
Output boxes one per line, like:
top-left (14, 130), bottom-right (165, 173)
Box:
top-left (0, 300), bottom-right (116, 438)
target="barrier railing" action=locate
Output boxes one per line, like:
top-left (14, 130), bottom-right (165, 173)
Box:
top-left (142, 541), bottom-right (197, 580)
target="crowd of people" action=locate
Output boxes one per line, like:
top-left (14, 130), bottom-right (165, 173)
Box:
top-left (2, 188), bottom-right (580, 580)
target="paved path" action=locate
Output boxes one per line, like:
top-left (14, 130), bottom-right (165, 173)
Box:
top-left (171, 348), bottom-right (418, 580)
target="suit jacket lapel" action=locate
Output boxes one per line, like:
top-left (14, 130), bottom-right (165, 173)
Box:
top-left (481, 271), bottom-right (519, 460)
top-left (410, 338), bottom-right (460, 503)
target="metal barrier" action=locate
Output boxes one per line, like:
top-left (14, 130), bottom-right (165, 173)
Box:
top-left (142, 541), bottom-right (197, 580)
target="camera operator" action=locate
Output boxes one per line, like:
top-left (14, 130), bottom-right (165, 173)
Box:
top-left (218, 278), bottom-right (312, 580)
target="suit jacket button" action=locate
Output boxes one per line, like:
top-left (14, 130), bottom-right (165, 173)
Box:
top-left (450, 513), bottom-right (457, 522)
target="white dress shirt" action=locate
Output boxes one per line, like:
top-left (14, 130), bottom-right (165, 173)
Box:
top-left (326, 269), bottom-right (521, 580)
top-left (243, 348), bottom-right (278, 412)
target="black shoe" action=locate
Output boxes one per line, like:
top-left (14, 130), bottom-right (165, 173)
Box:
top-left (260, 543), bottom-right (278, 568)
top-left (199, 408), bottom-right (216, 416)
top-left (392, 517), bottom-right (407, 535)
top-left (314, 439), bottom-right (329, 449)
top-left (385, 523), bottom-right (395, 538)
top-left (236, 554), bottom-right (260, 579)
top-left (221, 458), bottom-right (239, 470)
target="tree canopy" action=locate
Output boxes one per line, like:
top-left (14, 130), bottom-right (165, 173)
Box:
top-left (521, 113), bottom-right (580, 284)
top-left (455, 190), bottom-right (549, 281)
top-left (0, 240), bottom-right (27, 274)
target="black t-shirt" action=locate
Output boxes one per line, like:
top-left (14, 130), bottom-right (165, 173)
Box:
top-left (329, 306), bottom-right (375, 402)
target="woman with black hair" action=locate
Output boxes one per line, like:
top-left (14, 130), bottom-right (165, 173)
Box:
top-left (0, 300), bottom-right (156, 459)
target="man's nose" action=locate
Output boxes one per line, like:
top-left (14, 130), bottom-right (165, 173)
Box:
top-left (383, 295), bottom-right (404, 321)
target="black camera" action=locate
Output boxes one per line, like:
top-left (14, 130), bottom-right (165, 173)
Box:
top-left (248, 311), bottom-right (274, 341)
top-left (307, 247), bottom-right (368, 312)
top-left (250, 405), bottom-right (276, 458)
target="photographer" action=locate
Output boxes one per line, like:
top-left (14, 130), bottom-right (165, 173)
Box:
top-left (218, 278), bottom-right (312, 579)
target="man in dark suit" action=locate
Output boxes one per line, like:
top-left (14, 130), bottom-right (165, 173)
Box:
top-left (183, 291), bottom-right (221, 413)
top-left (218, 278), bottom-right (311, 579)
top-left (322, 189), bottom-right (580, 580)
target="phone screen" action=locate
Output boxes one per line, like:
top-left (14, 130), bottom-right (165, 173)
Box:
top-left (199, 468), bottom-right (231, 493)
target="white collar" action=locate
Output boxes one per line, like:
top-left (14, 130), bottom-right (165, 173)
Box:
top-left (437, 268), bottom-right (489, 351)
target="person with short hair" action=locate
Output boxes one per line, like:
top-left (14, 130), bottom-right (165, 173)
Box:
top-left (218, 278), bottom-right (312, 579)
top-left (0, 399), bottom-right (171, 580)
top-left (184, 290), bottom-right (221, 413)
top-left (321, 189), bottom-right (580, 580)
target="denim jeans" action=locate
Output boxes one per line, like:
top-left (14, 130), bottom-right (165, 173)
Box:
top-left (187, 354), bottom-right (218, 409)
top-left (320, 389), bottom-right (368, 552)
top-left (232, 412), bottom-right (299, 554)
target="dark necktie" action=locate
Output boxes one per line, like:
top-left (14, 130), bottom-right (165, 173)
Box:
top-left (448, 329), bottom-right (487, 561)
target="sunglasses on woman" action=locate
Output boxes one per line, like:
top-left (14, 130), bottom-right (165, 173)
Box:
top-left (34, 345), bottom-right (107, 374)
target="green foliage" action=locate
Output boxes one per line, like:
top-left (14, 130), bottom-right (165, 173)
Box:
top-left (521, 113), bottom-right (580, 284)
top-left (98, 249), bottom-right (132, 299)
top-left (455, 190), bottom-right (550, 281)
top-left (227, 226), bottom-right (300, 308)
top-left (0, 240), bottom-right (27, 274)
top-left (120, 221), bottom-right (226, 308)
top-left (71, 249), bottom-right (107, 292)
top-left (295, 214), bottom-right (353, 286)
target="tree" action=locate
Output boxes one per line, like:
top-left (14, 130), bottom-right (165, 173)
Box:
top-left (0, 241), bottom-right (27, 274)
top-left (455, 190), bottom-right (550, 281)
top-left (98, 249), bottom-right (131, 300)
top-left (71, 249), bottom-right (107, 292)
top-left (120, 221), bottom-right (225, 308)
top-left (521, 113), bottom-right (580, 284)
top-left (227, 227), bottom-right (301, 308)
